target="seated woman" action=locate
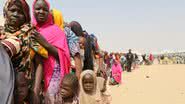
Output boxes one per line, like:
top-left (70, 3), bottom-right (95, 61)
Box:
top-left (32, 0), bottom-right (70, 103)
top-left (0, 42), bottom-right (14, 104)
top-left (110, 53), bottom-right (122, 85)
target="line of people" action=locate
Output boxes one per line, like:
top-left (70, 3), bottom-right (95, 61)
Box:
top-left (0, 0), bottom-right (111, 104)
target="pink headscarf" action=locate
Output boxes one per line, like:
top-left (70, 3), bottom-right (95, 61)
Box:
top-left (32, 0), bottom-right (70, 91)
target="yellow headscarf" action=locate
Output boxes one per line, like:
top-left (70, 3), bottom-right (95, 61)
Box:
top-left (51, 9), bottom-right (64, 30)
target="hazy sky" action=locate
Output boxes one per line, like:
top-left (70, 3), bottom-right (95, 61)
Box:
top-left (0, 0), bottom-right (185, 53)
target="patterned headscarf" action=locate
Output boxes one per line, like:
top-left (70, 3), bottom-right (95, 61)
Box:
top-left (3, 0), bottom-right (31, 23)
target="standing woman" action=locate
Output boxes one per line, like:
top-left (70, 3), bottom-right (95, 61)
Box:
top-left (0, 0), bottom-right (38, 103)
top-left (69, 21), bottom-right (94, 71)
top-left (51, 9), bottom-right (82, 79)
top-left (32, 0), bottom-right (70, 103)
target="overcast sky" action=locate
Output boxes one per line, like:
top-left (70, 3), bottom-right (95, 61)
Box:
top-left (0, 0), bottom-right (185, 53)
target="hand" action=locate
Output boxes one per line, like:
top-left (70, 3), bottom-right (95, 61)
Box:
top-left (33, 87), bottom-right (40, 104)
top-left (31, 30), bottom-right (48, 46)
top-left (101, 86), bottom-right (107, 92)
top-left (44, 92), bottom-right (52, 104)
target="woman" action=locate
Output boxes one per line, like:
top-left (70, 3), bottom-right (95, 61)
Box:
top-left (0, 0), bottom-right (43, 103)
top-left (51, 9), bottom-right (82, 79)
top-left (32, 0), bottom-right (70, 103)
top-left (110, 53), bottom-right (122, 85)
top-left (69, 21), bottom-right (94, 71)
top-left (0, 42), bottom-right (14, 104)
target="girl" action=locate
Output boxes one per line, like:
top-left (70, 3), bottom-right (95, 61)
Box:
top-left (79, 70), bottom-right (102, 104)
top-left (55, 74), bottom-right (79, 104)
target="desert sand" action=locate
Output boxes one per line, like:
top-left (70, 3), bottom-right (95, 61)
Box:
top-left (111, 65), bottom-right (185, 104)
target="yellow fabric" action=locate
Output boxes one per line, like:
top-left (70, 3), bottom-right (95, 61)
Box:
top-left (52, 9), bottom-right (64, 30)
top-left (30, 46), bottom-right (48, 60)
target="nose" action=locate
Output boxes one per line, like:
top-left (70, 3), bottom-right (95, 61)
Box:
top-left (60, 89), bottom-right (65, 94)
top-left (12, 11), bottom-right (18, 16)
top-left (38, 9), bottom-right (44, 14)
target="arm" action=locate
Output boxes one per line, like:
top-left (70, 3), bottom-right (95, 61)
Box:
top-left (34, 55), bottom-right (43, 93)
top-left (31, 30), bottom-right (59, 60)
top-left (42, 40), bottom-right (59, 60)
top-left (33, 55), bottom-right (43, 104)
top-left (73, 53), bottom-right (82, 79)
top-left (1, 36), bottom-right (21, 57)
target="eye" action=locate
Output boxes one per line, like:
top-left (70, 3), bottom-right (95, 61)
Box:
top-left (9, 8), bottom-right (16, 12)
top-left (34, 7), bottom-right (41, 11)
top-left (43, 7), bottom-right (49, 12)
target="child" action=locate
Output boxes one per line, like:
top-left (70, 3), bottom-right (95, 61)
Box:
top-left (79, 70), bottom-right (102, 104)
top-left (55, 74), bottom-right (79, 104)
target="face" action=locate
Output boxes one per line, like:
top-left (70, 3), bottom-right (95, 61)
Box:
top-left (82, 73), bottom-right (95, 94)
top-left (60, 80), bottom-right (74, 99)
top-left (79, 36), bottom-right (85, 49)
top-left (34, 0), bottom-right (49, 24)
top-left (6, 2), bottom-right (25, 28)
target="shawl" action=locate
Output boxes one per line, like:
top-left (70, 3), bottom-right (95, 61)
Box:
top-left (51, 9), bottom-right (64, 30)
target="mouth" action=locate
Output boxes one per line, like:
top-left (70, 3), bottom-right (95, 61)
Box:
top-left (10, 17), bottom-right (19, 21)
top-left (37, 15), bottom-right (45, 20)
top-left (84, 87), bottom-right (93, 90)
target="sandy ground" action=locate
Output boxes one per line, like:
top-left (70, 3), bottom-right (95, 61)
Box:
top-left (110, 65), bottom-right (185, 104)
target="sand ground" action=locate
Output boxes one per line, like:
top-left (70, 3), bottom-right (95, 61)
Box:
top-left (111, 65), bottom-right (185, 104)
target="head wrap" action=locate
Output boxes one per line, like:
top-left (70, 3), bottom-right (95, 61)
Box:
top-left (79, 70), bottom-right (102, 104)
top-left (51, 9), bottom-right (64, 30)
top-left (3, 0), bottom-right (30, 23)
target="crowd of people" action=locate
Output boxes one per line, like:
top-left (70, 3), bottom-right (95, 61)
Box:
top-left (2, 0), bottom-right (176, 104)
top-left (0, 0), bottom-right (113, 104)
top-left (157, 53), bottom-right (185, 64)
